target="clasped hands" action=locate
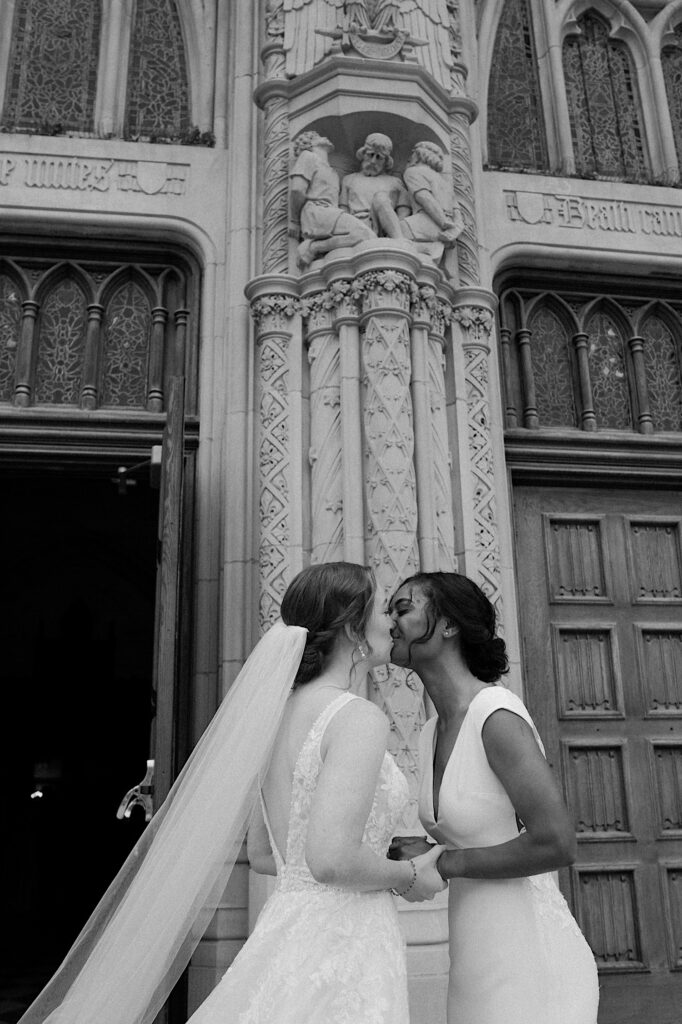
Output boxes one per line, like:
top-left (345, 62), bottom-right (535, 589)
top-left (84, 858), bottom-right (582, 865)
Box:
top-left (388, 835), bottom-right (446, 903)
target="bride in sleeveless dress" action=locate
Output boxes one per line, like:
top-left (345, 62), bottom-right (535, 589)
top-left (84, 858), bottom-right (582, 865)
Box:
top-left (389, 572), bottom-right (599, 1024)
top-left (20, 562), bottom-right (444, 1024)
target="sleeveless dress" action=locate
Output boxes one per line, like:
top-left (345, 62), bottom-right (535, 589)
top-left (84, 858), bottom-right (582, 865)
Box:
top-left (419, 686), bottom-right (599, 1024)
top-left (188, 692), bottom-right (410, 1024)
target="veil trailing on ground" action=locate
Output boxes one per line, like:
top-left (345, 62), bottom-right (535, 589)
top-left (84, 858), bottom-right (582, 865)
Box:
top-left (19, 621), bottom-right (307, 1024)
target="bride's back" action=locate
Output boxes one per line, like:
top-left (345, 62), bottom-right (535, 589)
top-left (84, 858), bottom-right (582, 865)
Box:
top-left (261, 684), bottom-right (348, 858)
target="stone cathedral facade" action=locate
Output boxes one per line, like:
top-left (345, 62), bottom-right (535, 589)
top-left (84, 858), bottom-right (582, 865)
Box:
top-left (1, 2), bottom-right (681, 1022)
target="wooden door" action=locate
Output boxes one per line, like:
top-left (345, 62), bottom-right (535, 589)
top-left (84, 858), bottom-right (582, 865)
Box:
top-left (151, 375), bottom-right (186, 808)
top-left (513, 485), bottom-right (682, 1023)
top-left (151, 376), bottom-right (188, 1024)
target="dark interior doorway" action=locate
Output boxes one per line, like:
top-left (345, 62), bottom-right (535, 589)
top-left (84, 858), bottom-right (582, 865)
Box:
top-left (0, 465), bottom-right (159, 1021)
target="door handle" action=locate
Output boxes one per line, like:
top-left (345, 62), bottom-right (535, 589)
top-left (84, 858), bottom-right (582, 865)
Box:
top-left (116, 759), bottom-right (154, 822)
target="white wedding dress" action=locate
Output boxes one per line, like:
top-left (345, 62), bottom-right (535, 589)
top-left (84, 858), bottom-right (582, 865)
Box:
top-left (419, 686), bottom-right (599, 1024)
top-left (188, 692), bottom-right (410, 1024)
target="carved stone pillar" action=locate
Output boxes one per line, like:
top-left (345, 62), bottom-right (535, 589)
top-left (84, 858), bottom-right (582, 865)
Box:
top-left (300, 273), bottom-right (345, 564)
top-left (257, 1), bottom-right (291, 274)
top-left (428, 296), bottom-right (458, 573)
top-left (452, 290), bottom-right (502, 611)
top-left (354, 261), bottom-right (423, 822)
top-left (410, 275), bottom-right (456, 573)
top-left (446, 7), bottom-right (480, 289)
top-left (246, 277), bottom-right (302, 629)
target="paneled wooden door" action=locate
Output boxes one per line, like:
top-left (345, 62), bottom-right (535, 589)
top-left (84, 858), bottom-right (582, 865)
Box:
top-left (513, 486), bottom-right (682, 1024)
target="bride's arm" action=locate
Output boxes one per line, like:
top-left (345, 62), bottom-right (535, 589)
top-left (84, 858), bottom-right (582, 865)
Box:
top-left (246, 801), bottom-right (277, 876)
top-left (305, 700), bottom-right (438, 896)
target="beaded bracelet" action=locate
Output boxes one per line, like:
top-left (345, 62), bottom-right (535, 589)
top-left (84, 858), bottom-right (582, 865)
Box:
top-left (391, 857), bottom-right (417, 897)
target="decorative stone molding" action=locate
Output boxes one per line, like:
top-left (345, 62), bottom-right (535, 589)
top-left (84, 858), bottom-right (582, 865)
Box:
top-left (352, 269), bottom-right (417, 313)
top-left (250, 291), bottom-right (300, 326)
top-left (453, 304), bottom-right (494, 341)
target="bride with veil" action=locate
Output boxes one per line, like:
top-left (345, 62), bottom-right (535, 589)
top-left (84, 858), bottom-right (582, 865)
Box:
top-left (20, 562), bottom-right (444, 1024)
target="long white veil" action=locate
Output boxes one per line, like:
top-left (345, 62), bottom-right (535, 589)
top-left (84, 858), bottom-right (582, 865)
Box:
top-left (19, 621), bottom-right (307, 1024)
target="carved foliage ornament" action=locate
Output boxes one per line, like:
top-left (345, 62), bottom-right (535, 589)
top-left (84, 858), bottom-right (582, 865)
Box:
top-left (453, 304), bottom-right (493, 339)
top-left (254, 280), bottom-right (453, 328)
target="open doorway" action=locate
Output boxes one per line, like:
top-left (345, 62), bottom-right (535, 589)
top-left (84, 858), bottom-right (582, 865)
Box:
top-left (0, 465), bottom-right (159, 1021)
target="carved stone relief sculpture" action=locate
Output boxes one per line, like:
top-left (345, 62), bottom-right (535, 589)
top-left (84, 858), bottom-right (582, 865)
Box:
top-left (282, 0), bottom-right (453, 88)
top-left (289, 130), bottom-right (464, 282)
top-left (340, 133), bottom-right (410, 240)
top-left (289, 130), bottom-right (373, 269)
top-left (401, 140), bottom-right (464, 282)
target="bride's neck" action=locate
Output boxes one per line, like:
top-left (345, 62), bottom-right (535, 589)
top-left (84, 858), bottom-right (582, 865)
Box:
top-left (311, 645), bottom-right (357, 692)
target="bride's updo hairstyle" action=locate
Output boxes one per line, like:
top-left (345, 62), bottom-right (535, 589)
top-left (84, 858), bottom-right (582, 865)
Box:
top-left (281, 562), bottom-right (376, 688)
top-left (398, 571), bottom-right (509, 683)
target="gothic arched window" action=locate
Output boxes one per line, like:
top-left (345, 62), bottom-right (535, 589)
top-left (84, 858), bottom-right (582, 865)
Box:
top-left (498, 282), bottom-right (682, 435)
top-left (2, 0), bottom-right (101, 134)
top-left (101, 280), bottom-right (152, 408)
top-left (0, 274), bottom-right (22, 402)
top-left (662, 25), bottom-right (682, 174)
top-left (585, 308), bottom-right (632, 428)
top-left (35, 276), bottom-right (88, 406)
top-left (487, 0), bottom-right (548, 170)
top-left (125, 0), bottom-right (190, 142)
top-left (641, 314), bottom-right (682, 431)
top-left (563, 12), bottom-right (647, 180)
top-left (528, 303), bottom-right (577, 427)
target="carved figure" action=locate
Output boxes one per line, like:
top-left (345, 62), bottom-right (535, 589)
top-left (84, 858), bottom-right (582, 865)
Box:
top-left (400, 140), bottom-right (463, 275)
top-left (289, 130), bottom-right (373, 269)
top-left (340, 133), bottom-right (410, 240)
top-left (282, 0), bottom-right (452, 88)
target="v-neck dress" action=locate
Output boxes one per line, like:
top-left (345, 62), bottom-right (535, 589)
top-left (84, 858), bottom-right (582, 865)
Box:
top-left (418, 686), bottom-right (599, 1024)
top-left (187, 692), bottom-right (410, 1024)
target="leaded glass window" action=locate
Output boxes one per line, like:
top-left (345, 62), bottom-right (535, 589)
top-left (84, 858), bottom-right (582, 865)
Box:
top-left (0, 275), bottom-right (22, 401)
top-left (662, 26), bottom-right (682, 175)
top-left (125, 0), bottom-right (190, 141)
top-left (563, 13), bottom-right (647, 181)
top-left (35, 278), bottom-right (88, 405)
top-left (499, 282), bottom-right (682, 435)
top-left (585, 310), bottom-right (632, 428)
top-left (528, 305), bottom-right (577, 426)
top-left (0, 250), bottom-right (195, 413)
top-left (487, 0), bottom-right (547, 170)
top-left (101, 281), bottom-right (152, 408)
top-left (641, 315), bottom-right (682, 431)
top-left (2, 0), bottom-right (101, 134)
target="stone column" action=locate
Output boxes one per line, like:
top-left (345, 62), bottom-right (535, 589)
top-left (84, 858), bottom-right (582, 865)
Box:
top-left (246, 277), bottom-right (302, 629)
top-left (446, 5), bottom-right (480, 289)
top-left (451, 290), bottom-right (502, 610)
top-left (353, 261), bottom-right (423, 821)
top-left (429, 294), bottom-right (458, 573)
top-left (300, 274), bottom-right (345, 564)
top-left (410, 272), bottom-right (457, 573)
top-left (257, 0), bottom-right (291, 274)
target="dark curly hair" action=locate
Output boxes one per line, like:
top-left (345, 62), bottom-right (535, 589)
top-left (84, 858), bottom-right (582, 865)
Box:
top-left (280, 562), bottom-right (377, 688)
top-left (395, 572), bottom-right (509, 683)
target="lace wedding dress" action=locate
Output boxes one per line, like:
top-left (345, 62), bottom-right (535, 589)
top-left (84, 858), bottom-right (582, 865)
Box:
top-left (188, 692), bottom-right (410, 1024)
top-left (419, 686), bottom-right (599, 1024)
